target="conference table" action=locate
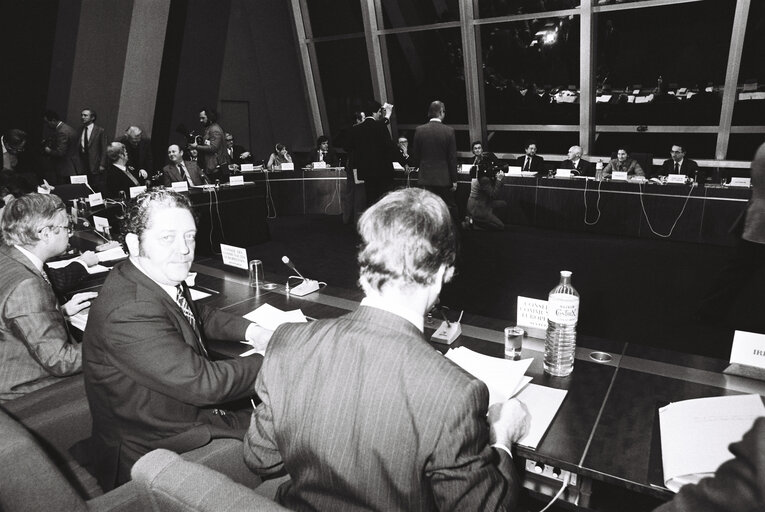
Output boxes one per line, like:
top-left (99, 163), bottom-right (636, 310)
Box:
top-left (184, 259), bottom-right (765, 511)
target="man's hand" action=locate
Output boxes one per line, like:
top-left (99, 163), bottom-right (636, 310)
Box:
top-left (188, 142), bottom-right (198, 150)
top-left (78, 251), bottom-right (99, 267)
top-left (63, 291), bottom-right (98, 317)
top-left (240, 151), bottom-right (251, 160)
top-left (245, 324), bottom-right (274, 352)
top-left (139, 169), bottom-right (148, 179)
top-left (488, 398), bottom-right (531, 447)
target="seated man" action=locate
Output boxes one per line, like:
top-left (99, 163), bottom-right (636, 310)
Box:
top-left (313, 135), bottom-right (338, 167)
top-left (560, 145), bottom-right (594, 176)
top-left (515, 139), bottom-right (545, 174)
top-left (104, 142), bottom-right (142, 198)
top-left (471, 140), bottom-right (499, 171)
top-left (0, 193), bottom-right (95, 401)
top-left (245, 187), bottom-right (530, 511)
top-left (659, 144), bottom-right (701, 181)
top-left (75, 189), bottom-right (271, 491)
top-left (163, 144), bottom-right (206, 186)
top-left (395, 135), bottom-right (414, 168)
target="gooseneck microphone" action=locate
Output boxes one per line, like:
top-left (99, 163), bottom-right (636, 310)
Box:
top-left (281, 256), bottom-right (305, 279)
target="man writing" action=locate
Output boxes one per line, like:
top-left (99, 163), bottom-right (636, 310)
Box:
top-left (245, 187), bottom-right (530, 510)
top-left (0, 193), bottom-right (95, 401)
top-left (76, 189), bottom-right (271, 490)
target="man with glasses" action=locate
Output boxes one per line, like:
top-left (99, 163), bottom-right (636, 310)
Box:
top-left (660, 145), bottom-right (701, 181)
top-left (0, 193), bottom-right (96, 401)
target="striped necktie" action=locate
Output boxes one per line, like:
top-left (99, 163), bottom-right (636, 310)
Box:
top-left (175, 285), bottom-right (209, 358)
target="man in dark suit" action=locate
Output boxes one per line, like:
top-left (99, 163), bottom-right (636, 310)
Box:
top-left (412, 100), bottom-right (458, 219)
top-left (516, 140), bottom-right (545, 174)
top-left (163, 144), bottom-right (206, 186)
top-left (471, 140), bottom-right (499, 171)
top-left (560, 145), bottom-right (594, 177)
top-left (104, 142), bottom-right (141, 198)
top-left (43, 110), bottom-right (79, 184)
top-left (225, 132), bottom-right (253, 172)
top-left (77, 108), bottom-right (108, 191)
top-left (245, 187), bottom-right (530, 511)
top-left (0, 193), bottom-right (95, 401)
top-left (312, 135), bottom-right (338, 167)
top-left (189, 108), bottom-right (228, 182)
top-left (118, 126), bottom-right (152, 185)
top-left (654, 417), bottom-right (765, 512)
top-left (659, 145), bottom-right (702, 181)
top-left (395, 135), bottom-right (414, 168)
top-left (76, 189), bottom-right (271, 490)
top-left (346, 101), bottom-right (395, 206)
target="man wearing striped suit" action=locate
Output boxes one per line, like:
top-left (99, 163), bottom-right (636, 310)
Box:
top-left (245, 187), bottom-right (529, 510)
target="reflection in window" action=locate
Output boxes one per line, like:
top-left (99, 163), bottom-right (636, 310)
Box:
top-left (595, 1), bottom-right (734, 127)
top-left (381, 0), bottom-right (459, 29)
top-left (487, 131), bottom-right (579, 156)
top-left (304, 0), bottom-right (364, 38)
top-left (728, 135), bottom-right (765, 161)
top-left (594, 133), bottom-right (717, 160)
top-left (481, 17), bottom-right (580, 124)
top-left (385, 29), bottom-right (468, 125)
top-left (733, 1), bottom-right (765, 126)
top-left (314, 39), bottom-right (374, 145)
top-left (478, 0), bottom-right (579, 18)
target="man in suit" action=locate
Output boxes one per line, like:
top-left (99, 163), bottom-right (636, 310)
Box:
top-left (225, 132), bottom-right (253, 172)
top-left (76, 189), bottom-right (272, 490)
top-left (104, 142), bottom-right (141, 199)
top-left (516, 140), bottom-right (545, 174)
top-left (395, 135), bottom-right (414, 168)
top-left (346, 101), bottom-right (395, 206)
top-left (412, 100), bottom-right (458, 220)
top-left (654, 417), bottom-right (765, 512)
top-left (659, 145), bottom-right (702, 181)
top-left (43, 110), bottom-right (79, 184)
top-left (471, 140), bottom-right (499, 171)
top-left (0, 193), bottom-right (96, 401)
top-left (560, 145), bottom-right (594, 177)
top-left (163, 144), bottom-right (206, 186)
top-left (77, 108), bottom-right (108, 191)
top-left (245, 187), bottom-right (530, 511)
top-left (189, 108), bottom-right (228, 182)
top-left (118, 126), bottom-right (152, 184)
top-left (313, 135), bottom-right (338, 167)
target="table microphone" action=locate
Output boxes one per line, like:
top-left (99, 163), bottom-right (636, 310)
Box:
top-left (281, 256), bottom-right (305, 279)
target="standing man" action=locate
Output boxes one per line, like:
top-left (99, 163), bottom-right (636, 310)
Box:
top-left (76, 189), bottom-right (271, 490)
top-left (119, 126), bottom-right (153, 184)
top-left (515, 140), bottom-right (546, 174)
top-left (0, 194), bottom-right (96, 401)
top-left (245, 187), bottom-right (530, 511)
top-left (163, 144), bottom-right (206, 186)
top-left (560, 145), bottom-right (594, 177)
top-left (346, 101), bottom-right (395, 207)
top-left (189, 108), bottom-right (227, 182)
top-left (660, 144), bottom-right (701, 181)
top-left (78, 108), bottom-right (108, 190)
top-left (412, 100), bottom-right (458, 219)
top-left (42, 110), bottom-right (79, 184)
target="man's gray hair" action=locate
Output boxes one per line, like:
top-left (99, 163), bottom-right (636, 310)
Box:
top-left (1, 193), bottom-right (66, 246)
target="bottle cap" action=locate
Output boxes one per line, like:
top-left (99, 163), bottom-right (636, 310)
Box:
top-left (560, 270), bottom-right (572, 277)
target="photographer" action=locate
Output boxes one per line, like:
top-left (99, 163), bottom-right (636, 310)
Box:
top-left (188, 108), bottom-right (228, 182)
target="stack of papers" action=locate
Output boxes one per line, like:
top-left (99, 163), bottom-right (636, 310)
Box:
top-left (47, 257), bottom-right (109, 275)
top-left (243, 303), bottom-right (307, 331)
top-left (659, 394), bottom-right (765, 492)
top-left (97, 246), bottom-right (128, 262)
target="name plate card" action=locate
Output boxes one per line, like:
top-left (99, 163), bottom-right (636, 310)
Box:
top-left (392, 162), bottom-right (405, 170)
top-left (279, 163), bottom-right (294, 171)
top-left (240, 163), bottom-right (254, 172)
top-left (730, 331), bottom-right (765, 369)
top-left (71, 175), bottom-right (88, 185)
top-left (312, 161), bottom-right (327, 169)
top-left (220, 243), bottom-right (248, 270)
top-left (37, 186), bottom-right (50, 194)
top-left (611, 171), bottom-right (628, 181)
top-left (229, 175), bottom-right (244, 186)
top-left (729, 177), bottom-right (751, 188)
top-left (92, 215), bottom-right (110, 233)
top-left (506, 166), bottom-right (523, 176)
top-left (666, 174), bottom-right (687, 184)
top-left (171, 181), bottom-right (189, 193)
top-left (88, 192), bottom-right (104, 206)
top-left (517, 296), bottom-right (548, 339)
top-left (555, 169), bottom-right (572, 178)
top-left (459, 164), bottom-right (473, 174)
top-left (129, 185), bottom-right (146, 198)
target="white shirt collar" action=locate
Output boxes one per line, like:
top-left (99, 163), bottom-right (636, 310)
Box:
top-left (1, 137), bottom-right (7, 155)
top-left (360, 295), bottom-right (424, 332)
top-left (15, 245), bottom-right (45, 273)
top-left (429, 118), bottom-right (442, 123)
top-left (114, 163), bottom-right (127, 171)
top-left (675, 159), bottom-right (684, 166)
top-left (129, 257), bottom-right (180, 300)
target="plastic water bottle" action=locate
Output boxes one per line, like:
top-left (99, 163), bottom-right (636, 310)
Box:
top-left (595, 160), bottom-right (604, 181)
top-left (544, 270), bottom-right (580, 377)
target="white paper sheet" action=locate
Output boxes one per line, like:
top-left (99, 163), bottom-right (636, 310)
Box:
top-left (515, 384), bottom-right (568, 449)
top-left (444, 346), bottom-right (532, 405)
top-left (46, 257), bottom-right (109, 274)
top-left (189, 289), bottom-right (211, 301)
top-left (96, 246), bottom-right (128, 262)
top-left (243, 303), bottom-right (307, 331)
top-left (68, 309), bottom-right (89, 331)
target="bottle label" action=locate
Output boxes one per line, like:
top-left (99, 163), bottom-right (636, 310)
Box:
top-left (548, 293), bottom-right (579, 325)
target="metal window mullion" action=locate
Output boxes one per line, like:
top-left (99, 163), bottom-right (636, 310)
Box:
top-left (461, 0), bottom-right (483, 145)
top-left (580, 0), bottom-right (594, 154)
top-left (290, 0), bottom-right (324, 138)
top-left (361, 0), bottom-right (388, 106)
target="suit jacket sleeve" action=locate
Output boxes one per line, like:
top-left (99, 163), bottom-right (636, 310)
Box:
top-left (448, 128), bottom-right (457, 183)
top-left (427, 378), bottom-right (518, 511)
top-left (100, 299), bottom-right (261, 406)
top-left (97, 128), bottom-right (108, 171)
top-left (5, 277), bottom-right (80, 376)
top-left (49, 128), bottom-right (70, 157)
top-left (654, 417), bottom-right (765, 512)
top-left (243, 367), bottom-right (284, 476)
top-left (198, 126), bottom-right (223, 155)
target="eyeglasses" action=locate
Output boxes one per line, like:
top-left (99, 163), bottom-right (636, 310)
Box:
top-left (47, 223), bottom-right (74, 235)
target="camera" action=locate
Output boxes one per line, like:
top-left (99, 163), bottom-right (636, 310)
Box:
top-left (175, 124), bottom-right (203, 145)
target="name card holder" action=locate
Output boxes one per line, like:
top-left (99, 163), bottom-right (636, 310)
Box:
top-left (172, 181), bottom-right (189, 193)
top-left (666, 174), bottom-right (687, 184)
top-left (88, 192), bottom-right (104, 207)
top-left (555, 169), bottom-right (572, 179)
top-left (724, 331), bottom-right (765, 381)
top-left (517, 296), bottom-right (548, 340)
top-left (129, 185), bottom-right (147, 198)
top-left (459, 164), bottom-right (473, 174)
top-left (392, 162), bottom-right (405, 171)
top-left (71, 175), bottom-right (89, 185)
top-left (611, 171), bottom-right (628, 181)
top-left (312, 161), bottom-right (327, 169)
top-left (729, 177), bottom-right (751, 188)
top-left (240, 163), bottom-right (255, 172)
top-left (279, 163), bottom-right (294, 171)
top-left (93, 215), bottom-right (110, 233)
top-left (220, 243), bottom-right (249, 270)
top-left (229, 175), bottom-right (244, 186)
top-left (506, 166), bottom-right (523, 176)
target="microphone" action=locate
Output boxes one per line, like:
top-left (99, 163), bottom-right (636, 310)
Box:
top-left (281, 256), bottom-right (305, 279)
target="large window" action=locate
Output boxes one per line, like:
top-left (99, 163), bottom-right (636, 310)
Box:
top-left (478, 0), bottom-right (580, 18)
top-left (304, 0), bottom-right (364, 37)
top-left (381, 0), bottom-right (460, 28)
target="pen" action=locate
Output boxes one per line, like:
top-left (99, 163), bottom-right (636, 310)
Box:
top-left (193, 285), bottom-right (219, 295)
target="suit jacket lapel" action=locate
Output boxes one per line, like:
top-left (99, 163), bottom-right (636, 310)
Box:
top-left (2, 245), bottom-right (48, 282)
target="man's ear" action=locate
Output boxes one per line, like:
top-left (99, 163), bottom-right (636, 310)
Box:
top-left (125, 233), bottom-right (140, 257)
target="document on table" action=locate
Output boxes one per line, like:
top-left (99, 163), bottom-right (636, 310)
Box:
top-left (96, 246), bottom-right (128, 262)
top-left (47, 257), bottom-right (110, 274)
top-left (659, 393), bottom-right (765, 493)
top-left (515, 384), bottom-right (567, 449)
top-left (444, 347), bottom-right (532, 404)
top-left (243, 303), bottom-right (307, 331)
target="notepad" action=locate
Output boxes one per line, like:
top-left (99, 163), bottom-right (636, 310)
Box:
top-left (243, 303), bottom-right (307, 331)
top-left (659, 394), bottom-right (765, 492)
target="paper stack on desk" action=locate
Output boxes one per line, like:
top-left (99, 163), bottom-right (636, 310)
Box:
top-left (659, 394), bottom-right (765, 492)
top-left (243, 303), bottom-right (307, 331)
top-left (96, 246), bottom-right (128, 262)
top-left (47, 257), bottom-right (109, 274)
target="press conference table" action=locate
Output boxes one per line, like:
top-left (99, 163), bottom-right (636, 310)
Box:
top-left (188, 260), bottom-right (765, 510)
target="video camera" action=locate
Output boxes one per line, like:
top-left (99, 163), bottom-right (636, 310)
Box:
top-left (175, 124), bottom-right (203, 146)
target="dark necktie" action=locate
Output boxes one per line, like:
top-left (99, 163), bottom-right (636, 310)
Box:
top-left (523, 157), bottom-right (530, 171)
top-left (674, 162), bottom-right (679, 174)
top-left (175, 285), bottom-right (209, 358)
top-left (178, 163), bottom-right (190, 183)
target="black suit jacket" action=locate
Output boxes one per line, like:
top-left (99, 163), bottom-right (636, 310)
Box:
top-left (245, 306), bottom-right (519, 511)
top-left (412, 120), bottom-right (457, 187)
top-left (346, 118), bottom-right (394, 183)
top-left (78, 124), bottom-right (108, 174)
top-left (660, 158), bottom-right (700, 178)
top-left (48, 122), bottom-right (79, 178)
top-left (118, 136), bottom-right (154, 177)
top-left (162, 161), bottom-right (206, 187)
top-left (516, 154), bottom-right (546, 173)
top-left (560, 158), bottom-right (595, 177)
top-left (104, 164), bottom-right (140, 198)
top-left (77, 259), bottom-right (262, 490)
